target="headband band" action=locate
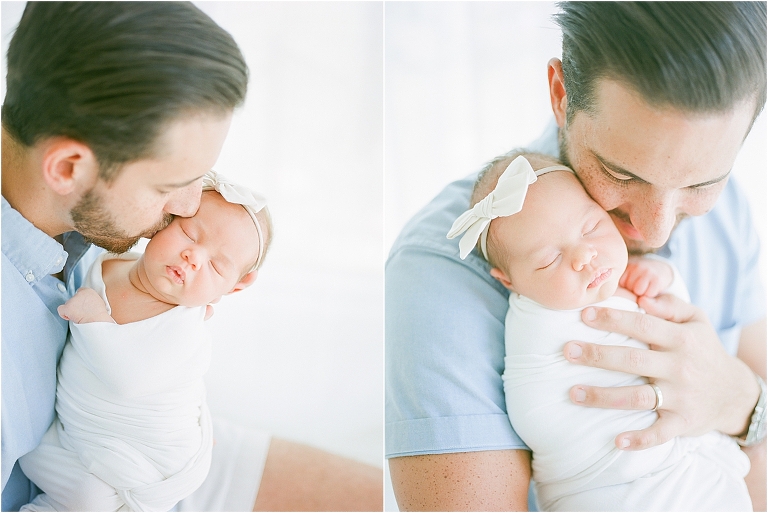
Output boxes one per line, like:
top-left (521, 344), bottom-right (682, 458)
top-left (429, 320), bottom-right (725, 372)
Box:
top-left (446, 156), bottom-right (573, 260)
top-left (202, 170), bottom-right (268, 272)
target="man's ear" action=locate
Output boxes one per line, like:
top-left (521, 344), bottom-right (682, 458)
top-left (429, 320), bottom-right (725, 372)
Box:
top-left (547, 58), bottom-right (568, 129)
top-left (227, 269), bottom-right (258, 295)
top-left (41, 137), bottom-right (99, 196)
top-left (489, 267), bottom-right (514, 291)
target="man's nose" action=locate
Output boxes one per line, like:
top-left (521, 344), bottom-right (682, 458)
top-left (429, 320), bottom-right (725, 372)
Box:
top-left (164, 180), bottom-right (203, 218)
top-left (631, 188), bottom-right (678, 248)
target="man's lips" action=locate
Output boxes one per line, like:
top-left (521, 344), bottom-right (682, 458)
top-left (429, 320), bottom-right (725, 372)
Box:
top-left (588, 268), bottom-right (612, 289)
top-left (166, 265), bottom-right (185, 284)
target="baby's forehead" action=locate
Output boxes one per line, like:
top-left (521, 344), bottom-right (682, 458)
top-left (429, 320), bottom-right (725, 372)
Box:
top-left (497, 174), bottom-right (598, 251)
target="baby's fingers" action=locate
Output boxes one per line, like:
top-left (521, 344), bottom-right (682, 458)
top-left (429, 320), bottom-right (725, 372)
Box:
top-left (57, 305), bottom-right (71, 321)
top-left (631, 275), bottom-right (651, 296)
top-left (644, 279), bottom-right (663, 298)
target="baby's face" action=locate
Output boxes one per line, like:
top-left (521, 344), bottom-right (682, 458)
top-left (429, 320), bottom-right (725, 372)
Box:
top-left (140, 191), bottom-right (260, 307)
top-left (491, 171), bottom-right (628, 310)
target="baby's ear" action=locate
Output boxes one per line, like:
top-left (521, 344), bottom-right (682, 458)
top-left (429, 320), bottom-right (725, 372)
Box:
top-left (227, 269), bottom-right (258, 295)
top-left (489, 267), bottom-right (514, 291)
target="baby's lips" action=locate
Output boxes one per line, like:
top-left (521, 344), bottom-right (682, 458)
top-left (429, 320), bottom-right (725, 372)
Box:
top-left (587, 267), bottom-right (612, 289)
top-left (166, 265), bottom-right (186, 284)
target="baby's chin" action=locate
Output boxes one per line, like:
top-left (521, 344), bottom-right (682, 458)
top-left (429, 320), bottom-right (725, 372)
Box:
top-left (596, 280), bottom-right (620, 303)
top-left (571, 277), bottom-right (620, 309)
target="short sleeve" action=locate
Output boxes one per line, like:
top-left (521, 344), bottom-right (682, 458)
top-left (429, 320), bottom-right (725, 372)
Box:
top-left (729, 181), bottom-right (766, 328)
top-left (385, 177), bottom-right (528, 458)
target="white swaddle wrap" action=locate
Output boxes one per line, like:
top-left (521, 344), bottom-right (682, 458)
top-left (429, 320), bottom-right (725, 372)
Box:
top-left (502, 263), bottom-right (751, 511)
top-left (20, 253), bottom-right (213, 512)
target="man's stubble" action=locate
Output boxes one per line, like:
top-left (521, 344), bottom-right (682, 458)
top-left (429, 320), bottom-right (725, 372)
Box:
top-left (70, 189), bottom-right (172, 254)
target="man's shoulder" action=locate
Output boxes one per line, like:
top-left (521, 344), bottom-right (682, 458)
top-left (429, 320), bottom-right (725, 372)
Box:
top-left (661, 176), bottom-right (764, 353)
top-left (386, 171), bottom-right (508, 296)
top-left (665, 176), bottom-right (756, 251)
top-left (388, 174), bottom-right (477, 258)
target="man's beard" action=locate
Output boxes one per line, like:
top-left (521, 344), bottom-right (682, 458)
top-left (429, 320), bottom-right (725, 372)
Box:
top-left (70, 189), bottom-right (172, 254)
top-left (557, 128), bottom-right (686, 256)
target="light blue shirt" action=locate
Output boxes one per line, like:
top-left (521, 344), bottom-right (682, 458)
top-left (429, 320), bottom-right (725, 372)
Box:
top-left (1, 197), bottom-right (101, 511)
top-left (385, 122), bottom-right (765, 459)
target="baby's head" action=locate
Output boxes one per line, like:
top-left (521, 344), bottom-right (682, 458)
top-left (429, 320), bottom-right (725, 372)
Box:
top-left (463, 151), bottom-right (627, 309)
top-left (139, 175), bottom-right (273, 308)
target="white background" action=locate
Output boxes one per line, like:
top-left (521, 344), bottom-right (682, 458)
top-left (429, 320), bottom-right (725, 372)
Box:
top-left (1, 1), bottom-right (385, 471)
top-left (3, 2), bottom-right (766, 511)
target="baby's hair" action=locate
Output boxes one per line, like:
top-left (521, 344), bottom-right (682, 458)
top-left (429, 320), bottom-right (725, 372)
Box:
top-left (470, 149), bottom-right (566, 272)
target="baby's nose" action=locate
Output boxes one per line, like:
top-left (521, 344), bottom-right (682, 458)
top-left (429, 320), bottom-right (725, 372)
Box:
top-left (182, 248), bottom-right (201, 270)
top-left (572, 245), bottom-right (597, 271)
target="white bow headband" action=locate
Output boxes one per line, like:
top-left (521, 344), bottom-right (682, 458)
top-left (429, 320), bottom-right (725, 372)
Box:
top-left (202, 170), bottom-right (268, 272)
top-left (446, 156), bottom-right (573, 260)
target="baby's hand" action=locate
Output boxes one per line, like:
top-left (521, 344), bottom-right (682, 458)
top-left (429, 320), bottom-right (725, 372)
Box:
top-left (58, 288), bottom-right (115, 324)
top-left (619, 257), bottom-right (674, 298)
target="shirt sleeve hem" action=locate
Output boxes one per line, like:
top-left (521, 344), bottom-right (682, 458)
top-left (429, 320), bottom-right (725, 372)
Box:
top-left (385, 414), bottom-right (530, 458)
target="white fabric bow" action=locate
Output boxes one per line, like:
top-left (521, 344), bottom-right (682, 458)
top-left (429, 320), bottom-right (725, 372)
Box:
top-left (202, 170), bottom-right (268, 271)
top-left (446, 156), bottom-right (573, 260)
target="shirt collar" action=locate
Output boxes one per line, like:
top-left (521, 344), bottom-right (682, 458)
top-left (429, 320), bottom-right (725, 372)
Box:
top-left (2, 196), bottom-right (69, 284)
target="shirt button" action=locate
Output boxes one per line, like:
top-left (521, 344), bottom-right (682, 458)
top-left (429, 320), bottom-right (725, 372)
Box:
top-left (57, 283), bottom-right (67, 293)
top-left (25, 271), bottom-right (35, 282)
top-left (56, 256), bottom-right (65, 266)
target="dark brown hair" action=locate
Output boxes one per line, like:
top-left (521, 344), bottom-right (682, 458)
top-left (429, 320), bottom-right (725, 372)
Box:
top-left (2, 1), bottom-right (248, 179)
top-left (554, 2), bottom-right (767, 125)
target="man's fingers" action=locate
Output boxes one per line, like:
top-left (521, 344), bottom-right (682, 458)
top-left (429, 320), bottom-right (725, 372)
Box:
top-left (569, 383), bottom-right (658, 410)
top-left (581, 304), bottom-right (684, 349)
top-left (614, 413), bottom-right (684, 451)
top-left (564, 341), bottom-right (668, 377)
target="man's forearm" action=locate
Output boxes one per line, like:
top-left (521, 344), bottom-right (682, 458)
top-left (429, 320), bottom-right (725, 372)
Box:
top-left (389, 449), bottom-right (531, 511)
top-left (734, 318), bottom-right (767, 439)
top-left (734, 318), bottom-right (767, 511)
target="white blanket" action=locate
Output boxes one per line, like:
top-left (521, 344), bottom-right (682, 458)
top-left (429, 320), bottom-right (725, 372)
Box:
top-left (502, 265), bottom-right (751, 511)
top-left (20, 253), bottom-right (213, 512)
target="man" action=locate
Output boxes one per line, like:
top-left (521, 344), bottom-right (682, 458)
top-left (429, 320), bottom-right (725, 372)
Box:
top-left (2, 2), bottom-right (381, 511)
top-left (386, 2), bottom-right (766, 510)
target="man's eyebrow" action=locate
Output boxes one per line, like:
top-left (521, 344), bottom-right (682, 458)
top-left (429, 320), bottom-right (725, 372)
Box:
top-left (159, 173), bottom-right (206, 189)
top-left (593, 152), bottom-right (731, 188)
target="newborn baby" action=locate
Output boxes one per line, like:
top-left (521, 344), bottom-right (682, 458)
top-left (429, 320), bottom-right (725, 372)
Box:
top-left (19, 172), bottom-right (271, 512)
top-left (448, 152), bottom-right (751, 511)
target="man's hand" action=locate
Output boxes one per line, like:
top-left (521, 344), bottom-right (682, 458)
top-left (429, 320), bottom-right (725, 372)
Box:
top-left (563, 292), bottom-right (760, 450)
top-left (619, 256), bottom-right (674, 298)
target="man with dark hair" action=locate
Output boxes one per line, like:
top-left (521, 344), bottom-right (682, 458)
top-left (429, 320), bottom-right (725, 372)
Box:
top-left (386, 2), bottom-right (766, 510)
top-left (2, 2), bottom-right (381, 511)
